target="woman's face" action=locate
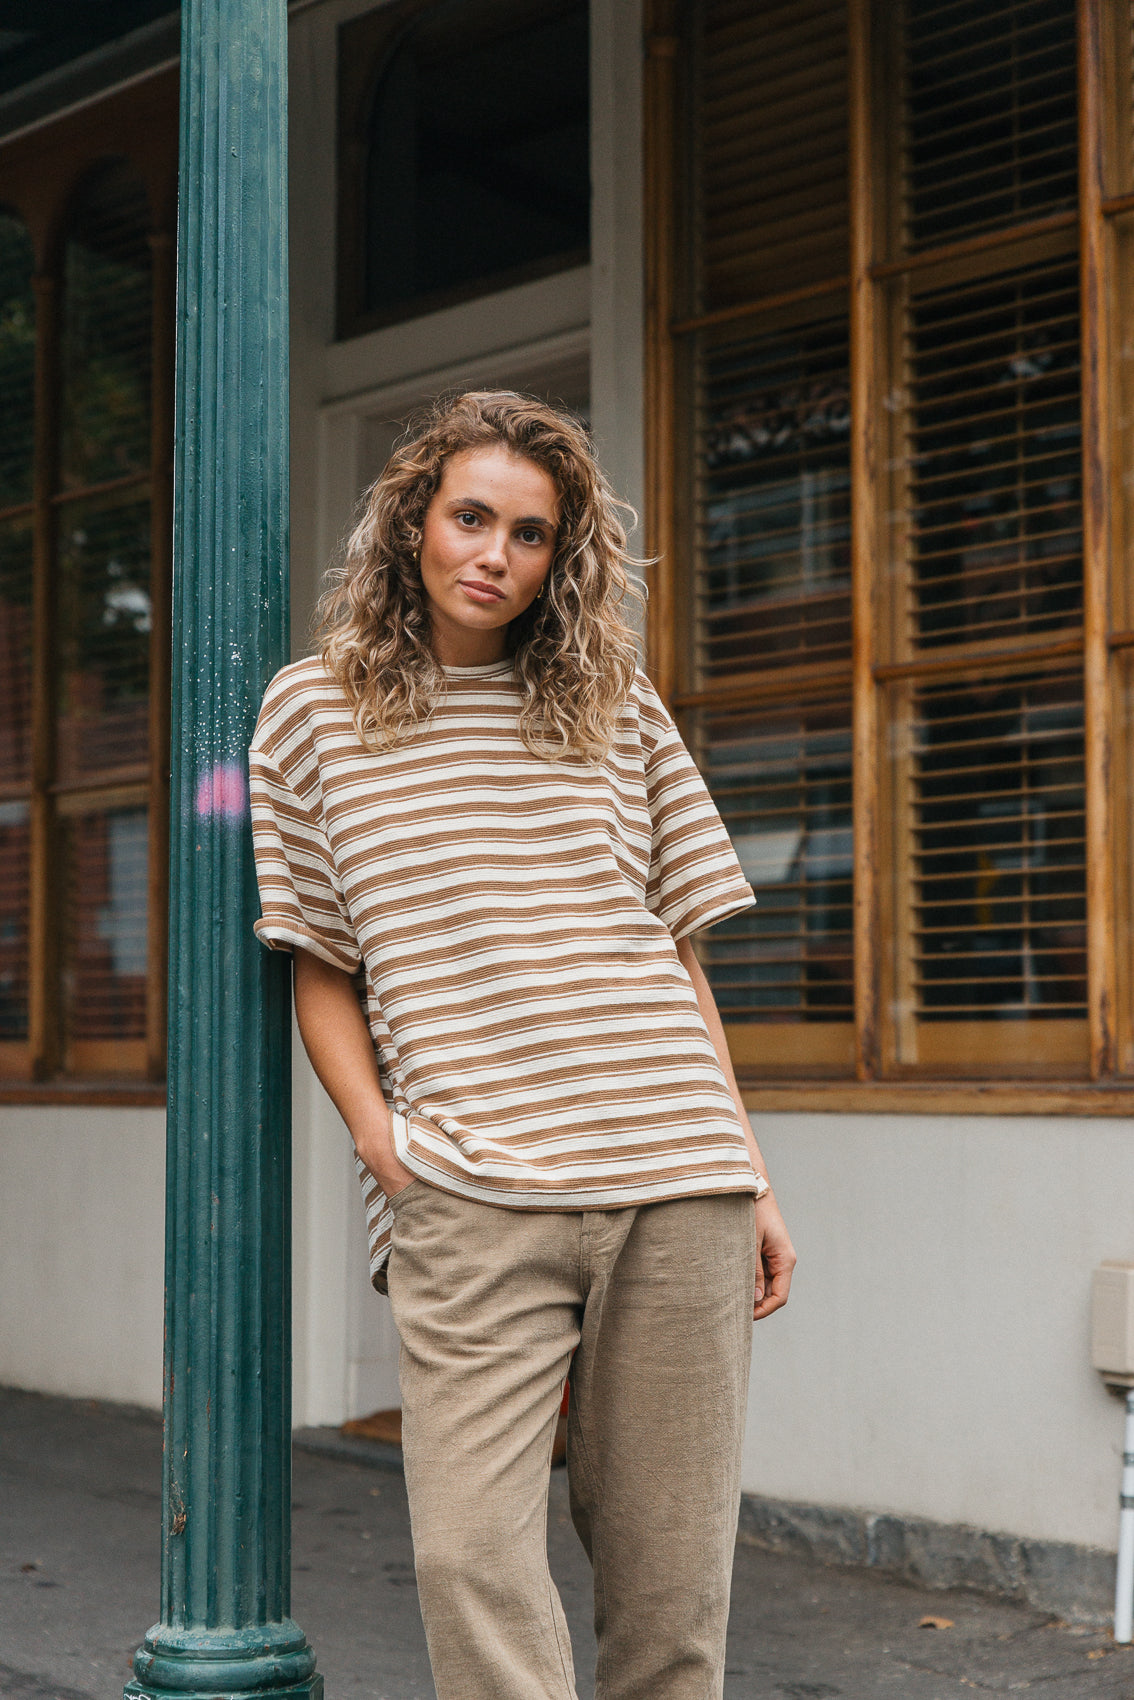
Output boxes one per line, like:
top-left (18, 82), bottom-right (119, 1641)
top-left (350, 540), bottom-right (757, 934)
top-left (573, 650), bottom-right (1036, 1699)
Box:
top-left (417, 445), bottom-right (560, 667)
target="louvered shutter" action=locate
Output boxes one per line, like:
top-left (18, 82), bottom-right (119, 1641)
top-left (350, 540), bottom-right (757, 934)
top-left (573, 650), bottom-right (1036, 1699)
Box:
top-left (670, 0), bottom-right (854, 1068)
top-left (698, 0), bottom-right (849, 309)
top-left (883, 0), bottom-right (1086, 1072)
top-left (903, 0), bottom-right (1078, 250)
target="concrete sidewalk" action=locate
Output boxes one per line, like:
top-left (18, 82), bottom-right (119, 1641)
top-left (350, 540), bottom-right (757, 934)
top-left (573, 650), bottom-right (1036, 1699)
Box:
top-left (1, 1385), bottom-right (1130, 1700)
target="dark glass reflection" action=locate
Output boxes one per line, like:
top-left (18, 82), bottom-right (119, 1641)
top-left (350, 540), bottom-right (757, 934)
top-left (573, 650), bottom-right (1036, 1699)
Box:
top-left (61, 160), bottom-right (152, 489)
top-left (698, 317), bottom-right (851, 679)
top-left (363, 0), bottom-right (589, 318)
top-left (904, 0), bottom-right (1077, 250)
top-left (909, 260), bottom-right (1082, 650)
top-left (0, 519), bottom-right (33, 787)
top-left (0, 799), bottom-right (30, 1041)
top-left (61, 806), bottom-right (148, 1045)
top-left (0, 211), bottom-right (35, 510)
top-left (698, 704), bottom-right (854, 1021)
top-left (56, 495), bottom-right (152, 779)
top-left (913, 672), bottom-right (1086, 1019)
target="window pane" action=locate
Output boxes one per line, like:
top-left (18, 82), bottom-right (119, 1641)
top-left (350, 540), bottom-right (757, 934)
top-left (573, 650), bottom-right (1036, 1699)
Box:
top-left (696, 0), bottom-right (848, 310)
top-left (904, 668), bottom-right (1086, 1022)
top-left (61, 161), bottom-right (152, 489)
top-left (905, 257), bottom-right (1082, 651)
top-left (0, 210), bottom-right (35, 510)
top-left (361, 0), bottom-right (589, 317)
top-left (56, 493), bottom-right (152, 780)
top-left (902, 0), bottom-right (1077, 251)
top-left (0, 516), bottom-right (33, 785)
top-left (693, 700), bottom-right (853, 1020)
top-left (61, 804), bottom-right (148, 1048)
top-left (694, 315), bottom-right (851, 681)
top-left (0, 799), bottom-right (30, 1041)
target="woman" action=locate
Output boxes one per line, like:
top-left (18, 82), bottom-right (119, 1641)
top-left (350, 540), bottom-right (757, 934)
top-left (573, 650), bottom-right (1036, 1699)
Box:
top-left (249, 391), bottom-right (795, 1700)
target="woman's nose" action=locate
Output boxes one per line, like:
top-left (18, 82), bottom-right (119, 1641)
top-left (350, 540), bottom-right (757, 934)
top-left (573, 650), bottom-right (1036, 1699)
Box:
top-left (478, 532), bottom-right (509, 572)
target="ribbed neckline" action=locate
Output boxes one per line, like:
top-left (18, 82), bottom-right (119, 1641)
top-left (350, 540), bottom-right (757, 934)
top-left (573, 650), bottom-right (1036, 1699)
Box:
top-left (441, 659), bottom-right (515, 678)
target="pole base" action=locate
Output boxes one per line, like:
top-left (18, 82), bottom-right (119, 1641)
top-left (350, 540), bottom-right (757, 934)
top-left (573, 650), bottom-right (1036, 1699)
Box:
top-left (126, 1683), bottom-right (321, 1700)
top-left (124, 1620), bottom-right (322, 1700)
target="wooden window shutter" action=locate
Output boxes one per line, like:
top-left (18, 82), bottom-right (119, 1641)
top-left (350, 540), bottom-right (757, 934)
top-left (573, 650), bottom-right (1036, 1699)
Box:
top-left (877, 0), bottom-right (1087, 1077)
top-left (694, 316), bottom-right (851, 682)
top-left (697, 0), bottom-right (849, 311)
top-left (905, 258), bottom-right (1082, 652)
top-left (651, 0), bottom-right (1134, 1094)
top-left (653, 0), bottom-right (853, 1073)
top-left (902, 0), bottom-right (1078, 251)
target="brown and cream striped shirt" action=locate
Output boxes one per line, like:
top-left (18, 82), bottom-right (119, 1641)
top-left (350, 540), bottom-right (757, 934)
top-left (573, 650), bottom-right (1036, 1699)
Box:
top-left (249, 656), bottom-right (758, 1289)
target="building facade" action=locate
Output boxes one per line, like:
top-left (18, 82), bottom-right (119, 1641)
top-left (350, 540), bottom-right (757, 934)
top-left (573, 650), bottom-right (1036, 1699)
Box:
top-left (1, 0), bottom-right (1132, 1612)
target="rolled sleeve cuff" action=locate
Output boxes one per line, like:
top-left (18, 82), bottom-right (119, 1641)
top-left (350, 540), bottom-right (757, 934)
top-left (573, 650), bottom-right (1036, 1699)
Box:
top-left (661, 880), bottom-right (756, 942)
top-left (254, 915), bottom-right (362, 973)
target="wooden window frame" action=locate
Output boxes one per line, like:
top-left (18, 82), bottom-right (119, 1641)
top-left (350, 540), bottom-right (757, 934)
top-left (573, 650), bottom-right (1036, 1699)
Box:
top-left (0, 70), bottom-right (176, 1105)
top-left (644, 0), bottom-right (1134, 1113)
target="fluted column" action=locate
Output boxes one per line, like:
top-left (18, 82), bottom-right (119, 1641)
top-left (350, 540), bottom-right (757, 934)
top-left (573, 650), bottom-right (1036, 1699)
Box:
top-left (126, 1), bottom-right (319, 1695)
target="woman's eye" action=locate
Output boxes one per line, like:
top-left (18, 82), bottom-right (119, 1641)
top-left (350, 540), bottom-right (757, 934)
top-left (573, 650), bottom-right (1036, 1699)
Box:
top-left (456, 510), bottom-right (479, 527)
top-left (519, 528), bottom-right (544, 545)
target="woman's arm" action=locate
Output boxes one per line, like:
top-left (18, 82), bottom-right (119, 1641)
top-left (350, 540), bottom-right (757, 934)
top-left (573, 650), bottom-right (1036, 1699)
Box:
top-left (675, 934), bottom-right (797, 1321)
top-left (292, 947), bottom-right (416, 1198)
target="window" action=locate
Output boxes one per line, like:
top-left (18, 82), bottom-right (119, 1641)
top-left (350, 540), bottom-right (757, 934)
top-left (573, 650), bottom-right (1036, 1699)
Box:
top-left (646, 0), bottom-right (1134, 1098)
top-left (0, 209), bottom-right (35, 1052)
top-left (337, 0), bottom-right (590, 335)
top-left (0, 77), bottom-right (175, 1091)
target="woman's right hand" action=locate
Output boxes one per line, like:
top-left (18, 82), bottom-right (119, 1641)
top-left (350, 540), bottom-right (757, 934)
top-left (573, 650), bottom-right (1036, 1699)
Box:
top-left (351, 1105), bottom-right (417, 1199)
top-left (291, 949), bottom-right (418, 1199)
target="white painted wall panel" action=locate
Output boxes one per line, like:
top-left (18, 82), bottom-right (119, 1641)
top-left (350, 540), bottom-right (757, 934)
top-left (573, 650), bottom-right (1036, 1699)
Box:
top-left (743, 1113), bottom-right (1133, 1551)
top-left (0, 1109), bottom-right (165, 1408)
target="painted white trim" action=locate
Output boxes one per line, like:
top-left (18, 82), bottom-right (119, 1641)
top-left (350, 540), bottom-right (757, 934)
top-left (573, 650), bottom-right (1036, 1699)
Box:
top-left (322, 265), bottom-right (591, 406)
top-left (320, 322), bottom-right (592, 422)
top-left (589, 0), bottom-right (646, 547)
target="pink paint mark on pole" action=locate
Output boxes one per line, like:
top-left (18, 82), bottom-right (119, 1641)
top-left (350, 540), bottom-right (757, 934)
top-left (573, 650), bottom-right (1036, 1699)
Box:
top-left (196, 763), bottom-right (249, 820)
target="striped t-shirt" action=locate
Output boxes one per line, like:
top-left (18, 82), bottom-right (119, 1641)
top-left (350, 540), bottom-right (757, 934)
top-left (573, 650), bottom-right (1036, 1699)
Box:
top-left (249, 655), bottom-right (758, 1289)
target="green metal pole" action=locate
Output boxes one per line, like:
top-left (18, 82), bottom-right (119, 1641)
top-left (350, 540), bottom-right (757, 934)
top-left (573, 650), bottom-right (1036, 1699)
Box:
top-left (126, 1), bottom-right (320, 1696)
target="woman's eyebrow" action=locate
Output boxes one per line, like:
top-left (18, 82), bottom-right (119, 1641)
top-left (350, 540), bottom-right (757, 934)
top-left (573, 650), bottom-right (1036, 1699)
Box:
top-left (451, 496), bottom-right (555, 528)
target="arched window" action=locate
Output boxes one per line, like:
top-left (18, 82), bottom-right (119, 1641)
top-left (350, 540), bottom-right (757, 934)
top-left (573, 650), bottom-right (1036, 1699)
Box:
top-left (338, 0), bottom-right (590, 334)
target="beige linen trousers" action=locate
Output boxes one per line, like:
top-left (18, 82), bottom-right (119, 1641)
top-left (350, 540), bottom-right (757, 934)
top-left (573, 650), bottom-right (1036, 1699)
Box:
top-left (385, 1182), bottom-right (757, 1700)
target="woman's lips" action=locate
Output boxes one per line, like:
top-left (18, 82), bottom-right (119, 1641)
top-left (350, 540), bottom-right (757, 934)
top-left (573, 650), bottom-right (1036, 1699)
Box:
top-left (459, 580), bottom-right (506, 605)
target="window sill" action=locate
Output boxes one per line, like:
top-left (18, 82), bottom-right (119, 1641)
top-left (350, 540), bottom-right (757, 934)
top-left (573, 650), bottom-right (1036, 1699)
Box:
top-left (738, 1077), bottom-right (1134, 1117)
top-left (0, 1081), bottom-right (165, 1108)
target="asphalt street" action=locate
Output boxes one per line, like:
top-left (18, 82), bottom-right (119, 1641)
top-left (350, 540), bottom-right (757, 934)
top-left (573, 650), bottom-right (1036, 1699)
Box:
top-left (1, 1386), bottom-right (1130, 1699)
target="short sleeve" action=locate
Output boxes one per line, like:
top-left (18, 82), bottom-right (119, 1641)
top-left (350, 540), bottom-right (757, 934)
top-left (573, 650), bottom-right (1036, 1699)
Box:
top-left (248, 742), bottom-right (362, 973)
top-left (638, 676), bottom-right (756, 940)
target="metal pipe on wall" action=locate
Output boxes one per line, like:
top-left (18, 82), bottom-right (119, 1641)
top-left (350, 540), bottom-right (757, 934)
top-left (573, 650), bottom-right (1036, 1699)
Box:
top-left (1116, 1390), bottom-right (1134, 1645)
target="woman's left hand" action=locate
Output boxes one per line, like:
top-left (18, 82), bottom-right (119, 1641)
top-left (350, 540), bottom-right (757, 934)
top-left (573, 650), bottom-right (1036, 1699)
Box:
top-left (752, 1193), bottom-right (796, 1321)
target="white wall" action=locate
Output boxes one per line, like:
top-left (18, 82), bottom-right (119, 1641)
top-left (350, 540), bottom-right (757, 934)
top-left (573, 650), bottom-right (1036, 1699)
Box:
top-left (744, 1112), bottom-right (1133, 1551)
top-left (0, 1108), bottom-right (165, 1407)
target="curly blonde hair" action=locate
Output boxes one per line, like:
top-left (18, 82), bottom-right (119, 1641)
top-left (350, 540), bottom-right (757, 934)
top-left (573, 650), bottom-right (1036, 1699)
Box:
top-left (316, 390), bottom-right (644, 761)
